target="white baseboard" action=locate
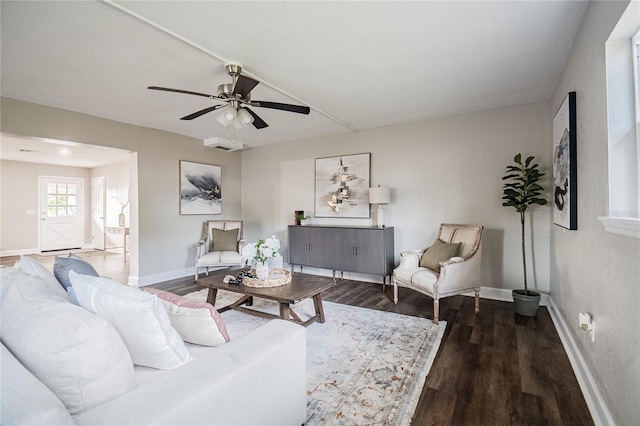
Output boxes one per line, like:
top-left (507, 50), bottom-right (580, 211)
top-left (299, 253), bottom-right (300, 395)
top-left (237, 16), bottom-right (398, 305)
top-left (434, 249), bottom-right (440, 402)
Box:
top-left (0, 248), bottom-right (39, 257)
top-left (547, 298), bottom-right (615, 426)
top-left (133, 267), bottom-right (194, 287)
top-left (466, 287), bottom-right (550, 306)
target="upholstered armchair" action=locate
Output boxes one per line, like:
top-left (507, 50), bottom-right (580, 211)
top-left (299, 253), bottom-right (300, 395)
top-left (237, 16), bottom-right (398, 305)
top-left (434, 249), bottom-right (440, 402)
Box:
top-left (195, 220), bottom-right (244, 280)
top-left (393, 223), bottom-right (483, 324)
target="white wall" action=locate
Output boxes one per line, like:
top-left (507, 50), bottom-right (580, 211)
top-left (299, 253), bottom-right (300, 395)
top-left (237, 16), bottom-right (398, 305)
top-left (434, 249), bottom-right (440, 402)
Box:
top-left (242, 102), bottom-right (552, 292)
top-left (550, 1), bottom-right (640, 424)
top-left (0, 160), bottom-right (92, 252)
top-left (92, 161), bottom-right (130, 249)
top-left (1, 97), bottom-right (243, 283)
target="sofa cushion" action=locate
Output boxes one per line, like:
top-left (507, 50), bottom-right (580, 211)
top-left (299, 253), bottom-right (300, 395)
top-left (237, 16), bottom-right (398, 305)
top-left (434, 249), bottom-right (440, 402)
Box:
top-left (144, 288), bottom-right (230, 346)
top-left (1, 273), bottom-right (136, 415)
top-left (17, 255), bottom-right (68, 298)
top-left (1, 343), bottom-right (76, 425)
top-left (70, 271), bottom-right (193, 370)
top-left (394, 266), bottom-right (439, 291)
top-left (0, 267), bottom-right (30, 304)
top-left (196, 250), bottom-right (243, 266)
top-left (54, 254), bottom-right (99, 303)
top-left (211, 228), bottom-right (239, 252)
top-left (419, 239), bottom-right (462, 272)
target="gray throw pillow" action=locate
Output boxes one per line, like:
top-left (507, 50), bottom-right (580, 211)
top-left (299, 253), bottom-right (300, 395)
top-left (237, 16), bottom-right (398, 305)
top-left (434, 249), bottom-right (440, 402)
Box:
top-left (419, 239), bottom-right (462, 273)
top-left (211, 228), bottom-right (239, 252)
top-left (54, 255), bottom-right (99, 304)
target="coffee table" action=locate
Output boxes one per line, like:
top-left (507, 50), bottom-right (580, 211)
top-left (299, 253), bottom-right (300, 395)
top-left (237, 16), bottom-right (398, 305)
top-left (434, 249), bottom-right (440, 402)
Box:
top-left (196, 270), bottom-right (336, 327)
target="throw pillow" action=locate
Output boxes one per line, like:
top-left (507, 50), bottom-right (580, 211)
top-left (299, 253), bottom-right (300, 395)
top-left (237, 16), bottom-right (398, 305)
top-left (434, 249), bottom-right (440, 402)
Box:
top-left (145, 288), bottom-right (230, 346)
top-left (54, 255), bottom-right (100, 304)
top-left (1, 273), bottom-right (135, 415)
top-left (420, 239), bottom-right (462, 273)
top-left (211, 228), bottom-right (239, 252)
top-left (69, 271), bottom-right (193, 370)
top-left (17, 255), bottom-right (69, 299)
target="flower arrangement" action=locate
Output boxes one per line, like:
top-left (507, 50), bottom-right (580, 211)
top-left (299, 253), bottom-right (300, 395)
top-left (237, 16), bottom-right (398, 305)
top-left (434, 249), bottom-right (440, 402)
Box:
top-left (242, 235), bottom-right (281, 265)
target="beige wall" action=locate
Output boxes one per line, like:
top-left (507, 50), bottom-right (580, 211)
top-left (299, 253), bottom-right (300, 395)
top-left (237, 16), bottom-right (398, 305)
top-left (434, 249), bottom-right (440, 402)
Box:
top-left (1, 97), bottom-right (243, 283)
top-left (0, 160), bottom-right (92, 252)
top-left (550, 1), bottom-right (639, 424)
top-left (241, 101), bottom-right (552, 292)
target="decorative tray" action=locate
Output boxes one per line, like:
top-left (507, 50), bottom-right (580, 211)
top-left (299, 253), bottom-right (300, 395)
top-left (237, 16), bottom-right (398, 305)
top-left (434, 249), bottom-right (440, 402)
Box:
top-left (242, 268), bottom-right (292, 288)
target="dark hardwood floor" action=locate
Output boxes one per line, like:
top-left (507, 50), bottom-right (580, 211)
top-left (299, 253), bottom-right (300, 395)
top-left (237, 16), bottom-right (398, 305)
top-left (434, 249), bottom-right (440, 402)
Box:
top-left (2, 252), bottom-right (593, 425)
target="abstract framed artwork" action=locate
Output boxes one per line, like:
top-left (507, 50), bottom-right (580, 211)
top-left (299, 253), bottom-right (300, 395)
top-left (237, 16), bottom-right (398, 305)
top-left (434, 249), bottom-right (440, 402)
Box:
top-left (179, 161), bottom-right (222, 215)
top-left (315, 153), bottom-right (371, 218)
top-left (552, 92), bottom-right (577, 230)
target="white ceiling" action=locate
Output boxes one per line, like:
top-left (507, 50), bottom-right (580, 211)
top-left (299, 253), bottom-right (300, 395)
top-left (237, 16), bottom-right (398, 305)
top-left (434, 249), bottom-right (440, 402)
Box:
top-left (0, 134), bottom-right (131, 168)
top-left (1, 0), bottom-right (589, 164)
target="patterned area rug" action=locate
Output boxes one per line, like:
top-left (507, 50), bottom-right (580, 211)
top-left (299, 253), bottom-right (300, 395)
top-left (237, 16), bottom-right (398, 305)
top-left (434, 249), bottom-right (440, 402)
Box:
top-left (184, 289), bottom-right (446, 425)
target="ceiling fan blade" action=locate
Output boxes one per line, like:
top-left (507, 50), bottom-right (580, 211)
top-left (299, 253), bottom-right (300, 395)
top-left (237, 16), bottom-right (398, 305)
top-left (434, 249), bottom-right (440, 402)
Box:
top-left (252, 101), bottom-right (311, 115)
top-left (244, 107), bottom-right (269, 129)
top-left (180, 105), bottom-right (225, 120)
top-left (232, 75), bottom-right (260, 97)
top-left (148, 86), bottom-right (218, 99)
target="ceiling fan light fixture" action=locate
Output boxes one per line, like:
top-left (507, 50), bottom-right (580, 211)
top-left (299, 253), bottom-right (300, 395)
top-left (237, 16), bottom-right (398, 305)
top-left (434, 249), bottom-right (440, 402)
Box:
top-left (216, 112), bottom-right (228, 126)
top-left (223, 106), bottom-right (237, 123)
top-left (237, 108), bottom-right (254, 126)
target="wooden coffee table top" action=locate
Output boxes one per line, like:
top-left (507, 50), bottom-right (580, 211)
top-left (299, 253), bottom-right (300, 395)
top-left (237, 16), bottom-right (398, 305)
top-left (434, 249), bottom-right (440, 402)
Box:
top-left (196, 269), bottom-right (336, 304)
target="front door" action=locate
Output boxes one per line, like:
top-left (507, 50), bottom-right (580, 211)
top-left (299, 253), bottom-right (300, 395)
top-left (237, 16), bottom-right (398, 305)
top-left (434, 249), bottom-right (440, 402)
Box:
top-left (39, 176), bottom-right (84, 251)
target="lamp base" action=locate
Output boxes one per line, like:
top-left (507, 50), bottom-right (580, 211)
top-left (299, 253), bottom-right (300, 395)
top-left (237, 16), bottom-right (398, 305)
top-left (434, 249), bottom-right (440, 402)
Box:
top-left (376, 205), bottom-right (385, 228)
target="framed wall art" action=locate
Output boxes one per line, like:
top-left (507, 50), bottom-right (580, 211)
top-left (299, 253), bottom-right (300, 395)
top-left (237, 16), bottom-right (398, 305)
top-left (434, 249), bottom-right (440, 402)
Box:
top-left (552, 91), bottom-right (577, 230)
top-left (179, 160), bottom-right (222, 215)
top-left (315, 153), bottom-right (371, 218)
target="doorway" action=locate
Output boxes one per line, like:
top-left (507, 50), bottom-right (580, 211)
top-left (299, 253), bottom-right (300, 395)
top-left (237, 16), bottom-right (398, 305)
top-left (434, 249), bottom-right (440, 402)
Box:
top-left (92, 176), bottom-right (106, 250)
top-left (39, 176), bottom-right (84, 251)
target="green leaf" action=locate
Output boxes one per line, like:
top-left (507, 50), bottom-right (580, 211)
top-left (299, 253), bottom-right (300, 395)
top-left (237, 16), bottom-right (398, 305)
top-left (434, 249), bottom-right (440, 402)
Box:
top-left (524, 156), bottom-right (535, 167)
top-left (514, 153), bottom-right (522, 164)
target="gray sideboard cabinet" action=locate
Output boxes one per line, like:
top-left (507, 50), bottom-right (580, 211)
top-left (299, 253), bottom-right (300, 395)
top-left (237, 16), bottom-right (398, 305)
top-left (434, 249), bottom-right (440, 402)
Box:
top-left (287, 225), bottom-right (395, 284)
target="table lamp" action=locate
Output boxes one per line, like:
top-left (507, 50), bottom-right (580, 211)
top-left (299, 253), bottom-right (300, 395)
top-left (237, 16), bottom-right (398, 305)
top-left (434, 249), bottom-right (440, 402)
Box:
top-left (369, 186), bottom-right (391, 228)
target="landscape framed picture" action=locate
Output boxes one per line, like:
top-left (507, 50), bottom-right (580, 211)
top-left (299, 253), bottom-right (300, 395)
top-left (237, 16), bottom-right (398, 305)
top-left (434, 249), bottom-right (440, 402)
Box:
top-left (179, 160), bottom-right (222, 215)
top-left (315, 153), bottom-right (371, 218)
top-left (552, 92), bottom-right (577, 230)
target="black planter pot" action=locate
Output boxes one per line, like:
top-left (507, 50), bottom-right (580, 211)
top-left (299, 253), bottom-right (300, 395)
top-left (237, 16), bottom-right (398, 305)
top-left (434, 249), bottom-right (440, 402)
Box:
top-left (512, 289), bottom-right (541, 316)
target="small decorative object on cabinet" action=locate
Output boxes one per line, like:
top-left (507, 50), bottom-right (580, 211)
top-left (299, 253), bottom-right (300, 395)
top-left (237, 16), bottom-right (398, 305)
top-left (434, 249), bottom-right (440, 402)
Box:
top-left (294, 210), bottom-right (310, 225)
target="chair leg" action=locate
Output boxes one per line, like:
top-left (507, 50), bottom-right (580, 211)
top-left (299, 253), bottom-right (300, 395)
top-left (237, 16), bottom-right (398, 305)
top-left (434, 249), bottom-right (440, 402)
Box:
top-left (393, 281), bottom-right (398, 304)
top-left (194, 264), bottom-right (198, 281)
top-left (475, 288), bottom-right (480, 315)
top-left (433, 299), bottom-right (439, 324)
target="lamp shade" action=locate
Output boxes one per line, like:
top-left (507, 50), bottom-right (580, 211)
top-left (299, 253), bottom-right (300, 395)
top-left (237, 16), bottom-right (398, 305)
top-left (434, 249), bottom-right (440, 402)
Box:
top-left (369, 186), bottom-right (390, 204)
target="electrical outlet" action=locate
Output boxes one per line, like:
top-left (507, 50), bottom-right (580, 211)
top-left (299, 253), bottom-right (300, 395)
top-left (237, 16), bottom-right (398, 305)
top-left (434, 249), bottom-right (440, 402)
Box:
top-left (579, 312), bottom-right (595, 342)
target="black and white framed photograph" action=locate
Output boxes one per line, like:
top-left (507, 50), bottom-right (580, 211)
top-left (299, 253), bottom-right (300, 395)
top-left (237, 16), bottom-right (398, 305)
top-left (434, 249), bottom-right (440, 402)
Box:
top-left (552, 92), bottom-right (577, 230)
top-left (179, 160), bottom-right (222, 215)
top-left (315, 153), bottom-right (371, 218)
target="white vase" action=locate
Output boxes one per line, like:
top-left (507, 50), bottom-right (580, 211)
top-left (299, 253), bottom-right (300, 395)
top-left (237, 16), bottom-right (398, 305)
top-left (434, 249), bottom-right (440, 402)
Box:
top-left (118, 214), bottom-right (125, 227)
top-left (255, 262), bottom-right (269, 280)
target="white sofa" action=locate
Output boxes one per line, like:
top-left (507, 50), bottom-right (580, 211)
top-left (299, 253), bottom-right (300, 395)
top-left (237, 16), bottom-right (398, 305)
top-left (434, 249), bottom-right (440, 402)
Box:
top-left (1, 264), bottom-right (307, 426)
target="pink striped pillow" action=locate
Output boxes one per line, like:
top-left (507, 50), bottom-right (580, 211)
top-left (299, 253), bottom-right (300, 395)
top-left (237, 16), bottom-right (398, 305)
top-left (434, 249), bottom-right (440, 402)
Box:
top-left (144, 288), bottom-right (230, 346)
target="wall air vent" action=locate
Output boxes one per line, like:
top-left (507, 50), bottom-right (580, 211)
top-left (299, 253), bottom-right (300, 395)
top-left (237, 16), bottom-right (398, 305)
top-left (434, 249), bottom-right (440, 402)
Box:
top-left (203, 137), bottom-right (244, 152)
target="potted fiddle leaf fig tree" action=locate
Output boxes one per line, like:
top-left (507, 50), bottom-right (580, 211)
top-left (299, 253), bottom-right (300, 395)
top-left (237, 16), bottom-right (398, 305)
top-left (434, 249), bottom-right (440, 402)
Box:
top-left (502, 153), bottom-right (548, 316)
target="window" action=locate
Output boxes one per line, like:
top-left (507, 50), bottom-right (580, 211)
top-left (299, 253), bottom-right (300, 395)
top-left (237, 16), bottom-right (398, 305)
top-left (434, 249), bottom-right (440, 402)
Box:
top-left (46, 182), bottom-right (78, 217)
top-left (600, 2), bottom-right (640, 239)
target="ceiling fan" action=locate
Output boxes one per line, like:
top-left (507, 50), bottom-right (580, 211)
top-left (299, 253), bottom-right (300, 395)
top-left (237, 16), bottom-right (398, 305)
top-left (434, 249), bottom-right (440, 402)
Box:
top-left (148, 64), bottom-right (310, 130)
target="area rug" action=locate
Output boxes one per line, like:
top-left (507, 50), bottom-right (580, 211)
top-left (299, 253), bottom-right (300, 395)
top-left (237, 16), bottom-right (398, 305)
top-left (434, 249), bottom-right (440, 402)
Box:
top-left (184, 289), bottom-right (446, 425)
